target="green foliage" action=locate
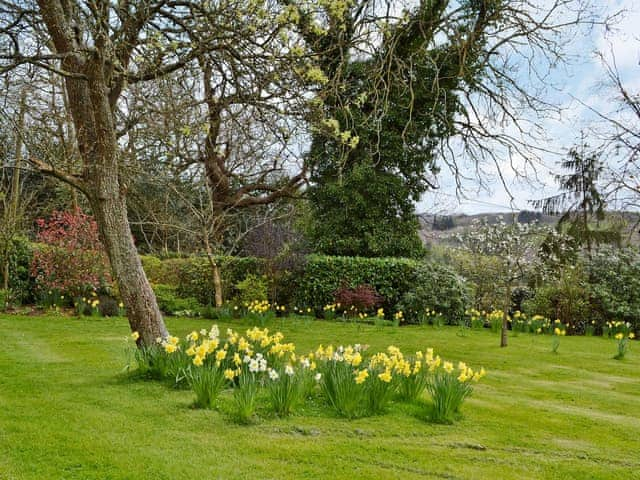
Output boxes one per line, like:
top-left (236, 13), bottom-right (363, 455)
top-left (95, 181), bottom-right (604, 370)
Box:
top-left (448, 249), bottom-right (504, 311)
top-left (186, 364), bottom-right (229, 409)
top-left (0, 289), bottom-right (9, 311)
top-left (292, 255), bottom-right (419, 312)
top-left (3, 236), bottom-right (33, 304)
top-left (141, 256), bottom-right (266, 306)
top-left (233, 370), bottom-right (260, 424)
top-left (396, 264), bottom-right (470, 325)
top-left (318, 359), bottom-right (368, 419)
top-left (426, 370), bottom-right (474, 424)
top-left (586, 247), bottom-right (640, 329)
top-left (152, 284), bottom-right (201, 315)
top-left (307, 162), bottom-right (426, 258)
top-left (266, 367), bottom-right (305, 417)
top-left (235, 274), bottom-right (269, 304)
top-left (523, 268), bottom-right (591, 329)
top-left (533, 146), bottom-right (620, 254)
top-left (176, 257), bottom-right (266, 305)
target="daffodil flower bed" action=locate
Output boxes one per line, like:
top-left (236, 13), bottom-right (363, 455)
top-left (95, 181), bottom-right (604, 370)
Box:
top-left (128, 325), bottom-right (486, 424)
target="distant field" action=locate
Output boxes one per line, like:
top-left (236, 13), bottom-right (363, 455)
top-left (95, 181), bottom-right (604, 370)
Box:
top-left (1, 314), bottom-right (639, 479)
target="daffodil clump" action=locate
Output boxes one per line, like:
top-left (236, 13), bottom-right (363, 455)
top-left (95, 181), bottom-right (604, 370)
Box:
top-left (127, 332), bottom-right (186, 382)
top-left (128, 326), bottom-right (486, 424)
top-left (315, 343), bottom-right (486, 420)
top-left (604, 320), bottom-right (632, 339)
top-left (322, 303), bottom-right (340, 320)
top-left (614, 329), bottom-right (635, 360)
top-left (425, 354), bottom-right (486, 424)
top-left (74, 292), bottom-right (101, 317)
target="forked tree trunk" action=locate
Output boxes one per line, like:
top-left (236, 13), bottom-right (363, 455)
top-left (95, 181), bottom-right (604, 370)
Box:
top-left (35, 0), bottom-right (169, 345)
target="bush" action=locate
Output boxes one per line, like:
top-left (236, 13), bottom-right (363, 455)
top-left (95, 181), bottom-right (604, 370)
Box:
top-left (4, 236), bottom-right (34, 304)
top-left (175, 256), bottom-right (266, 305)
top-left (236, 274), bottom-right (269, 304)
top-left (292, 255), bottom-right (424, 313)
top-left (586, 247), bottom-right (640, 330)
top-left (97, 294), bottom-right (121, 317)
top-left (447, 250), bottom-right (503, 311)
top-left (30, 210), bottom-right (111, 298)
top-left (140, 254), bottom-right (470, 321)
top-left (523, 268), bottom-right (591, 331)
top-left (333, 283), bottom-right (383, 314)
top-left (396, 264), bottom-right (470, 324)
top-left (152, 284), bottom-right (201, 315)
top-left (0, 289), bottom-right (9, 311)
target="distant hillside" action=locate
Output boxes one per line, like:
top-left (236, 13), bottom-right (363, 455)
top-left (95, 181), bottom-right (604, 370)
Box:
top-left (417, 211), bottom-right (640, 247)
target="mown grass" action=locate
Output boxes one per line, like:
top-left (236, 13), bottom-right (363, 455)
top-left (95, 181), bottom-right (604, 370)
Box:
top-left (1, 314), bottom-right (639, 479)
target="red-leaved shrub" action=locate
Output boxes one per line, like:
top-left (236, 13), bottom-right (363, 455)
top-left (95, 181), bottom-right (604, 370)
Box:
top-left (31, 209), bottom-right (111, 297)
top-left (333, 283), bottom-right (383, 313)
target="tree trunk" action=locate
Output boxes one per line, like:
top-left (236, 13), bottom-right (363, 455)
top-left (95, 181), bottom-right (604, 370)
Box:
top-left (91, 193), bottom-right (168, 344)
top-left (501, 282), bottom-right (511, 348)
top-left (3, 89), bottom-right (26, 292)
top-left (2, 263), bottom-right (8, 291)
top-left (34, 0), bottom-right (169, 346)
top-left (203, 233), bottom-right (224, 307)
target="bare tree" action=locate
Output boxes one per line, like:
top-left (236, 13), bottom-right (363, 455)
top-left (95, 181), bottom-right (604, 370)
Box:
top-left (0, 1), bottom-right (240, 343)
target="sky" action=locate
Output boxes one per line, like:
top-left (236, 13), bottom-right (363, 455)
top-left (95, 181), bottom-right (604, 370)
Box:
top-left (416, 0), bottom-right (640, 215)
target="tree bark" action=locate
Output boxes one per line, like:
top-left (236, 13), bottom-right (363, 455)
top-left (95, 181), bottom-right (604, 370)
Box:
top-left (90, 193), bottom-right (168, 344)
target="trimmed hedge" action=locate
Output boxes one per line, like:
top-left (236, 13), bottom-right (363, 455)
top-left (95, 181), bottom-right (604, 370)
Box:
top-left (139, 253), bottom-right (470, 322)
top-left (290, 255), bottom-right (469, 323)
top-left (291, 255), bottom-right (419, 312)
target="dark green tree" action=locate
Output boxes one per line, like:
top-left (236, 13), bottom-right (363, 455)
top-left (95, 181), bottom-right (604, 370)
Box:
top-left (302, 0), bottom-right (512, 257)
top-left (532, 145), bottom-right (620, 257)
top-left (308, 161), bottom-right (425, 257)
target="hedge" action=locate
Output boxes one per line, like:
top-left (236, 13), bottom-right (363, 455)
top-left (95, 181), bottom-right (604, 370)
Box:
top-left (290, 255), bottom-right (469, 323)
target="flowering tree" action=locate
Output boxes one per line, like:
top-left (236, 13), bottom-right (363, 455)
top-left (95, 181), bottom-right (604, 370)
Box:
top-left (31, 209), bottom-right (111, 298)
top-left (458, 219), bottom-right (568, 347)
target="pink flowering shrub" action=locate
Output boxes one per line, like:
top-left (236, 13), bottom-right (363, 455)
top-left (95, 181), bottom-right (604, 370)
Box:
top-left (31, 209), bottom-right (111, 297)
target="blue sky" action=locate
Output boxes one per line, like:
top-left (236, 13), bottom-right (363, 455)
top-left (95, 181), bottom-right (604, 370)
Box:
top-left (417, 0), bottom-right (639, 215)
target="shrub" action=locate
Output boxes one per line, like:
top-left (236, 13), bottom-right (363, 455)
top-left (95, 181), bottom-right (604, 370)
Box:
top-left (333, 283), bottom-right (383, 314)
top-left (0, 289), bottom-right (9, 311)
top-left (152, 284), bottom-right (201, 315)
top-left (396, 264), bottom-right (470, 324)
top-left (97, 294), bottom-right (121, 317)
top-left (523, 268), bottom-right (591, 330)
top-left (292, 255), bottom-right (419, 312)
top-left (30, 210), bottom-right (111, 298)
top-left (447, 250), bottom-right (504, 311)
top-left (236, 274), bottom-right (269, 304)
top-left (586, 247), bottom-right (640, 330)
top-left (3, 236), bottom-right (34, 304)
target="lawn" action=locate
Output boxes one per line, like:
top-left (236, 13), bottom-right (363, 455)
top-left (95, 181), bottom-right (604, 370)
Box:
top-left (1, 314), bottom-right (639, 480)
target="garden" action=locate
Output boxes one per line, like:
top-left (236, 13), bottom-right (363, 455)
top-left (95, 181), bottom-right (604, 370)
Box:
top-left (1, 208), bottom-right (639, 479)
top-left (2, 1), bottom-right (640, 479)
